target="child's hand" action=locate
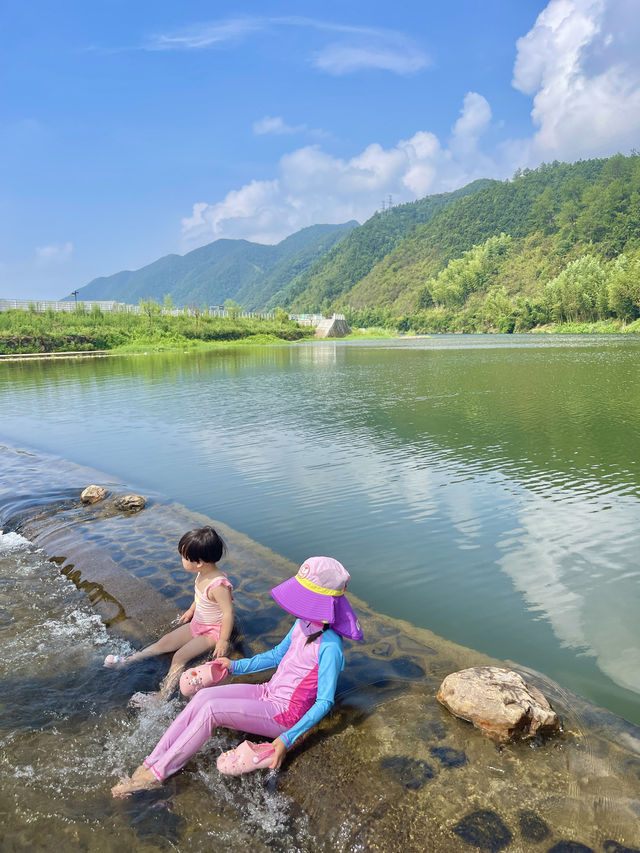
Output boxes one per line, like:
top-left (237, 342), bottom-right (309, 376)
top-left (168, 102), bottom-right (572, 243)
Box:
top-left (212, 639), bottom-right (229, 658)
top-left (269, 737), bottom-right (287, 769)
top-left (177, 610), bottom-right (193, 624)
top-left (215, 657), bottom-right (232, 671)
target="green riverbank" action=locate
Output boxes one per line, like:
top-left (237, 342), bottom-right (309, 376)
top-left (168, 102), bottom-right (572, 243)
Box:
top-left (2, 306), bottom-right (640, 357)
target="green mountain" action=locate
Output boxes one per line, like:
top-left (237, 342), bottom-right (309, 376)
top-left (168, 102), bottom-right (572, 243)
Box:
top-left (67, 222), bottom-right (358, 308)
top-left (282, 153), bottom-right (640, 332)
top-left (267, 179), bottom-right (494, 312)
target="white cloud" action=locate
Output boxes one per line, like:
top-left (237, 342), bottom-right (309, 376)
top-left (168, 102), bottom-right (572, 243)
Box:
top-left (146, 18), bottom-right (265, 50)
top-left (145, 16), bottom-right (429, 76)
top-left (451, 92), bottom-right (492, 157)
top-left (182, 92), bottom-right (496, 248)
top-left (35, 242), bottom-right (73, 265)
top-left (181, 1), bottom-right (640, 250)
top-left (313, 42), bottom-right (429, 75)
top-left (511, 0), bottom-right (640, 160)
top-left (253, 116), bottom-right (306, 135)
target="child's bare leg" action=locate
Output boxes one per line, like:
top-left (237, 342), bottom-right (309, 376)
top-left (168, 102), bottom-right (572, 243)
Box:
top-left (111, 765), bottom-right (160, 797)
top-left (158, 634), bottom-right (217, 699)
top-left (124, 625), bottom-right (193, 665)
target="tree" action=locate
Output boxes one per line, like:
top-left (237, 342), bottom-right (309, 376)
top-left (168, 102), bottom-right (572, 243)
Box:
top-left (139, 297), bottom-right (162, 329)
top-left (224, 299), bottom-right (241, 319)
top-left (608, 254), bottom-right (640, 322)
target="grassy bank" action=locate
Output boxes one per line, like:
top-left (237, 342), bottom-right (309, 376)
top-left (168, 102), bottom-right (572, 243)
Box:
top-left (2, 307), bottom-right (637, 357)
top-left (0, 308), bottom-right (315, 355)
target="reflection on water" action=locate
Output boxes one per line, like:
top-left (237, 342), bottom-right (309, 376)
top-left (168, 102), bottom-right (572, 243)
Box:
top-left (0, 334), bottom-right (639, 725)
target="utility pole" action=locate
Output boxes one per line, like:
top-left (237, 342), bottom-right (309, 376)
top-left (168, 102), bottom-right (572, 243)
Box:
top-left (71, 290), bottom-right (79, 307)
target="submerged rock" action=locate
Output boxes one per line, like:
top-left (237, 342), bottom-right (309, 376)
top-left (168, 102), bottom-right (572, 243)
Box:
top-left (80, 484), bottom-right (107, 504)
top-left (452, 810), bottom-right (512, 852)
top-left (114, 494), bottom-right (146, 512)
top-left (437, 666), bottom-right (560, 744)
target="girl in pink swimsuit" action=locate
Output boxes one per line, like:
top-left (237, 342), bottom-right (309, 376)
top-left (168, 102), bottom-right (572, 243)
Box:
top-left (104, 526), bottom-right (234, 702)
top-left (111, 556), bottom-right (362, 796)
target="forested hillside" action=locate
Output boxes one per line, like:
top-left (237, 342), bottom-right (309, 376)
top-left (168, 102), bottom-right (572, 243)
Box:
top-left (289, 153), bottom-right (640, 332)
top-left (67, 222), bottom-right (357, 308)
top-left (270, 179), bottom-right (494, 311)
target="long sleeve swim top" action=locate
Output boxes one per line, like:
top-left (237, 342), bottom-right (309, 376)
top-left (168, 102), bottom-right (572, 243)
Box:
top-left (229, 620), bottom-right (345, 748)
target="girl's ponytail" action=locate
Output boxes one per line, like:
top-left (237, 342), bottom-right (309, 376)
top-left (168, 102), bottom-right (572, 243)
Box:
top-left (305, 625), bottom-right (329, 645)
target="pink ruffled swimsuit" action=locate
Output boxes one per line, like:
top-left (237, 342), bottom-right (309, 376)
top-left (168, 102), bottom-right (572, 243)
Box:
top-left (190, 573), bottom-right (233, 639)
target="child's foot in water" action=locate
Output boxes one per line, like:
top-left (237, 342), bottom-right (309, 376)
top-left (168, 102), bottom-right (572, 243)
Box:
top-left (111, 766), bottom-right (161, 797)
top-left (103, 654), bottom-right (129, 668)
top-left (129, 691), bottom-right (163, 709)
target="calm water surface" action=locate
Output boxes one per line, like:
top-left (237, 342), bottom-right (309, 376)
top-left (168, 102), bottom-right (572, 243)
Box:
top-left (1, 334), bottom-right (639, 724)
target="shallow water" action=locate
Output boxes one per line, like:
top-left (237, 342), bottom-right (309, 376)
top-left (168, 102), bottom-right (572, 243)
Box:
top-left (1, 335), bottom-right (639, 725)
top-left (0, 466), bottom-right (639, 853)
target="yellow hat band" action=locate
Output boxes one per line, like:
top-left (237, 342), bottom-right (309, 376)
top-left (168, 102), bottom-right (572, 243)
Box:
top-left (296, 575), bottom-right (344, 597)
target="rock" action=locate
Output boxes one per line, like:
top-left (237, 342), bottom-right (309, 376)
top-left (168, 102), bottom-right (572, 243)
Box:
top-left (437, 666), bottom-right (560, 744)
top-left (452, 809), bottom-right (512, 852)
top-left (80, 485), bottom-right (107, 504)
top-left (113, 494), bottom-right (146, 512)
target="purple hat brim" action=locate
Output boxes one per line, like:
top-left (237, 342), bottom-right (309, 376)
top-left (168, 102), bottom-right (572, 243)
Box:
top-left (271, 577), bottom-right (363, 641)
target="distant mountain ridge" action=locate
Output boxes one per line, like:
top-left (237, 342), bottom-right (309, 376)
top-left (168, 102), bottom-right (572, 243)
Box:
top-left (67, 222), bottom-right (359, 308)
top-left (67, 154), bottom-right (639, 327)
top-left (267, 179), bottom-right (495, 312)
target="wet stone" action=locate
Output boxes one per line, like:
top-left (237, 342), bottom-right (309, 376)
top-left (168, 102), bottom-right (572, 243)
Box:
top-left (390, 656), bottom-right (425, 679)
top-left (135, 566), bottom-right (159, 578)
top-left (418, 719), bottom-right (447, 741)
top-left (603, 844), bottom-right (640, 853)
top-left (379, 756), bottom-right (434, 790)
top-left (237, 596), bottom-right (261, 611)
top-left (123, 793), bottom-right (184, 846)
top-left (238, 612), bottom-right (281, 636)
top-left (453, 810), bottom-right (513, 852)
top-left (518, 810), bottom-right (550, 842)
top-left (547, 843), bottom-right (595, 853)
top-left (238, 579), bottom-right (264, 593)
top-left (396, 633), bottom-right (437, 655)
top-left (156, 584), bottom-right (183, 598)
top-left (430, 746), bottom-right (467, 768)
top-left (371, 642), bottom-right (393, 657)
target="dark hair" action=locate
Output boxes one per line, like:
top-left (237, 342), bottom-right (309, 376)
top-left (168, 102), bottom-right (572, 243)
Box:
top-left (178, 526), bottom-right (226, 564)
top-left (306, 625), bottom-right (329, 645)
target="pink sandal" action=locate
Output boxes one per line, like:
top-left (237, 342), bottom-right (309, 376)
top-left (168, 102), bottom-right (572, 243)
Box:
top-left (179, 660), bottom-right (228, 696)
top-left (216, 740), bottom-right (275, 776)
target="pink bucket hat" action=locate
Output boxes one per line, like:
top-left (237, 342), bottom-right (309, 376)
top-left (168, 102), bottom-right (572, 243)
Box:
top-left (270, 556), bottom-right (363, 641)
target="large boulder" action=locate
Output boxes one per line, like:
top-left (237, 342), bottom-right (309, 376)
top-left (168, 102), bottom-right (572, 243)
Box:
top-left (437, 666), bottom-right (560, 744)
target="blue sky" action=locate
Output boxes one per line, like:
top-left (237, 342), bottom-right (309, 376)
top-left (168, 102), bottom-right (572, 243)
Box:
top-left (1, 0), bottom-right (639, 300)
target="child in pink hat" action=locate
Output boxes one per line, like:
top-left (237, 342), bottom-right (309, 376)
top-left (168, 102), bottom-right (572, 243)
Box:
top-left (112, 557), bottom-right (362, 796)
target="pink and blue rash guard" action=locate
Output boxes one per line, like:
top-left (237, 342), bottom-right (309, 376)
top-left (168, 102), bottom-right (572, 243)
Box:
top-left (229, 620), bottom-right (345, 748)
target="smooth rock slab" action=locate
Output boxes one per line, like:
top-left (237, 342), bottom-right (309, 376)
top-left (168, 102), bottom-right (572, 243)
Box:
top-left (437, 666), bottom-right (560, 744)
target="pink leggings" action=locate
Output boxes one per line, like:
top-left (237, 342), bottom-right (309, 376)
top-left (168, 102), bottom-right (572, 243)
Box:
top-left (143, 683), bottom-right (288, 781)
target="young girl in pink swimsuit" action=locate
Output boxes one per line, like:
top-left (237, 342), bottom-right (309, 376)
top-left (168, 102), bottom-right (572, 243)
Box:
top-left (111, 556), bottom-right (362, 796)
top-left (104, 526), bottom-right (234, 702)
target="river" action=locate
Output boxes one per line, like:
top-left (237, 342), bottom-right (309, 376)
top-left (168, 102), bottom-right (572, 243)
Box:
top-left (1, 333), bottom-right (639, 851)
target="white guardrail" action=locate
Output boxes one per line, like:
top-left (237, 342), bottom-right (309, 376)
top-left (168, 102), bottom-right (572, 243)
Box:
top-left (0, 299), bottom-right (342, 326)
